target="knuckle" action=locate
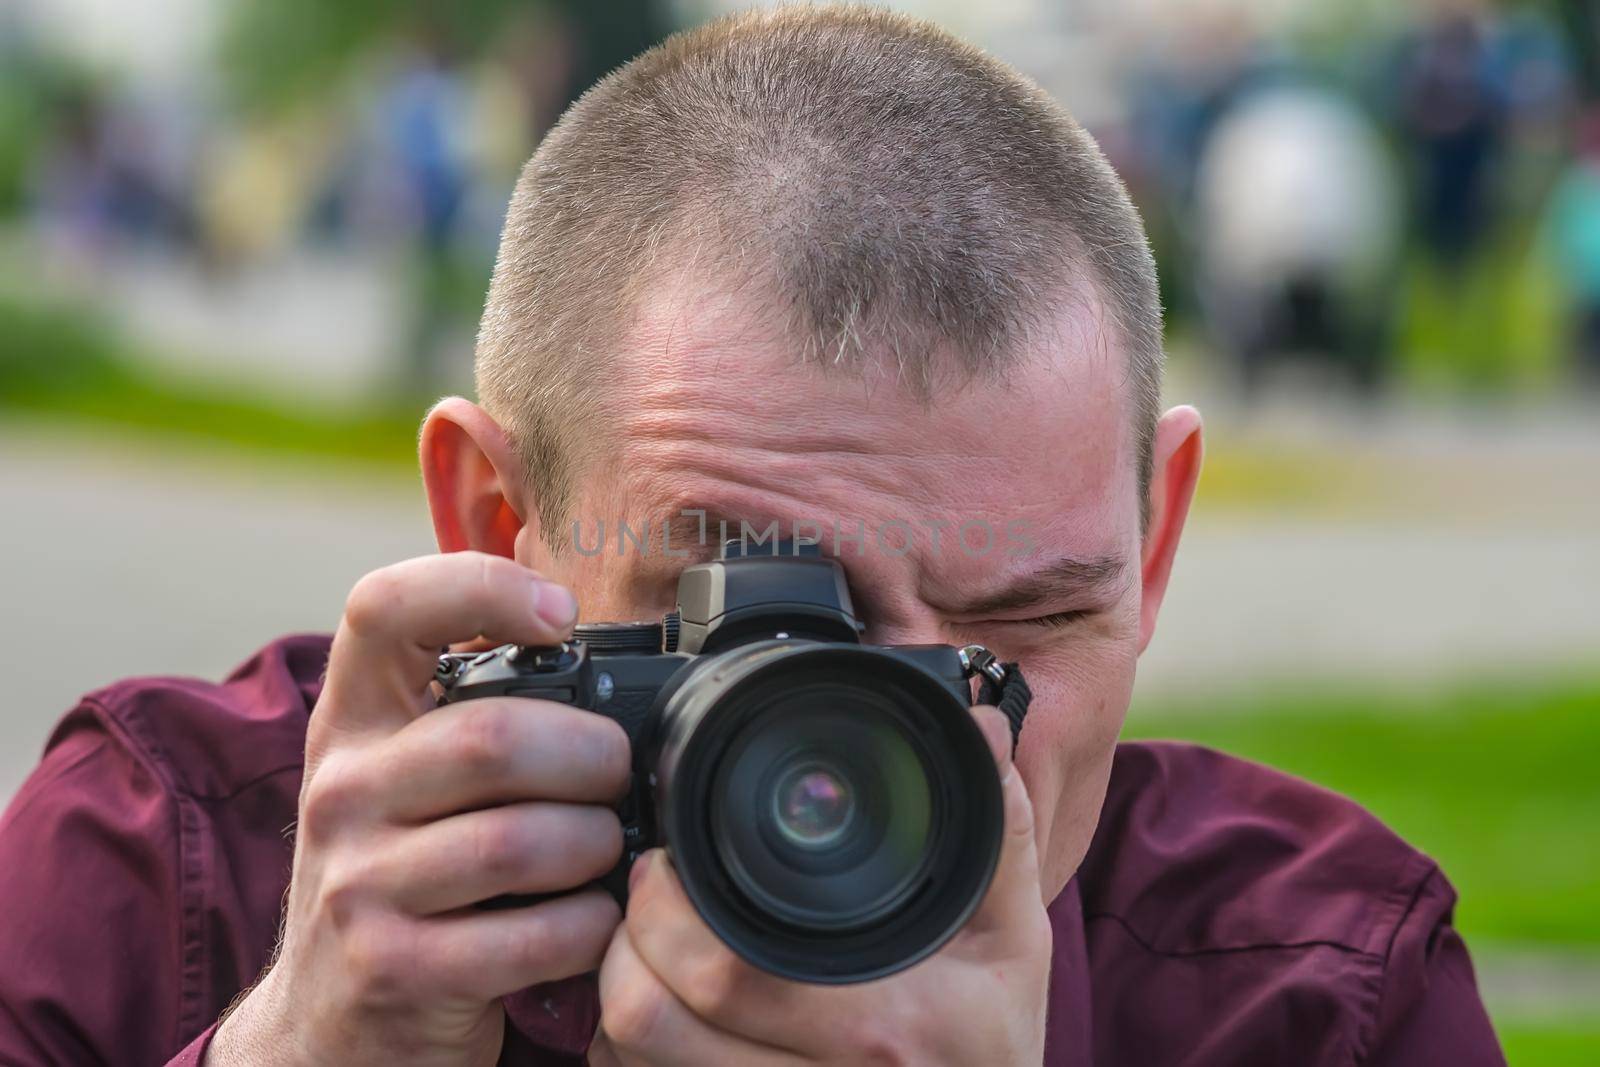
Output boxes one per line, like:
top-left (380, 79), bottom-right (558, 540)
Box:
top-left (468, 553), bottom-right (529, 615)
top-left (680, 948), bottom-right (746, 1020)
top-left (300, 756), bottom-right (370, 842)
top-left (472, 552), bottom-right (508, 602)
top-left (316, 859), bottom-right (375, 932)
top-left (846, 1016), bottom-right (918, 1067)
top-left (343, 916), bottom-right (417, 1006)
top-left (453, 704), bottom-right (516, 777)
top-left (469, 812), bottom-right (527, 880)
top-left (343, 568), bottom-right (407, 635)
top-left (603, 975), bottom-right (671, 1049)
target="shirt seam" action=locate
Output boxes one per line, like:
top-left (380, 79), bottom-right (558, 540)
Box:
top-left (1352, 852), bottom-right (1442, 1065)
top-left (78, 695), bottom-right (212, 1052)
top-left (1081, 911), bottom-right (1386, 961)
top-left (190, 763), bottom-right (305, 803)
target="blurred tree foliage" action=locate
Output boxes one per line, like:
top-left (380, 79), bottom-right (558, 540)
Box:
top-left (0, 44), bottom-right (92, 214)
top-left (219, 0), bottom-right (669, 117)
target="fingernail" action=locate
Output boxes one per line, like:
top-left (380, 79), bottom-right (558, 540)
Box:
top-left (533, 581), bottom-right (577, 629)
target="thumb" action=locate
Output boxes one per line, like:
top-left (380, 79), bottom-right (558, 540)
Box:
top-left (965, 705), bottom-right (1046, 936)
top-left (972, 702), bottom-right (1018, 777)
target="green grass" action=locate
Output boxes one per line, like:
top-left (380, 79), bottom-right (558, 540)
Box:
top-left (1126, 674), bottom-right (1600, 949)
top-left (1497, 1023), bottom-right (1600, 1067)
top-left (0, 294), bottom-right (422, 469)
top-left (1394, 227), bottom-right (1568, 394)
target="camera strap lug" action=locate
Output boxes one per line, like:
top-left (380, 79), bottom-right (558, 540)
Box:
top-left (958, 645), bottom-right (1033, 753)
top-left (957, 644), bottom-right (1007, 685)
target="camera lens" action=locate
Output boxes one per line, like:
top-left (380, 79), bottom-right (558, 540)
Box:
top-left (709, 694), bottom-right (940, 932)
top-left (651, 643), bottom-right (1003, 984)
top-left (773, 762), bottom-right (854, 847)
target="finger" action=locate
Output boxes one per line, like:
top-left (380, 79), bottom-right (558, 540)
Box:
top-left (419, 886), bottom-right (620, 1002)
top-left (585, 1034), bottom-right (627, 1067)
top-left (970, 702), bottom-right (1016, 770)
top-left (597, 920), bottom-right (805, 1067)
top-left (373, 801), bottom-right (623, 914)
top-left (378, 697), bottom-right (631, 820)
top-left (962, 705), bottom-right (1048, 943)
top-left (318, 553), bottom-right (578, 739)
top-left (622, 850), bottom-right (836, 1053)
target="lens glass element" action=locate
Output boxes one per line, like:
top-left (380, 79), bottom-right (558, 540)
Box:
top-left (773, 763), bottom-right (855, 847)
top-left (710, 686), bottom-right (938, 933)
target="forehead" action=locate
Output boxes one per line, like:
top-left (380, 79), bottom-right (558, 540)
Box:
top-left (581, 280), bottom-right (1137, 590)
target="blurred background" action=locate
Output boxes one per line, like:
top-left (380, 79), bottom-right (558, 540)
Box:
top-left (0, 0), bottom-right (1596, 1060)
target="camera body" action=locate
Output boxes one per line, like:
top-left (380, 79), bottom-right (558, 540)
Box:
top-left (435, 540), bottom-right (1004, 984)
top-left (434, 631), bottom-right (973, 901)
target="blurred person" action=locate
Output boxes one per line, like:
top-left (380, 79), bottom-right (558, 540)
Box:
top-left (1542, 110), bottom-right (1600, 381)
top-left (0, 9), bottom-right (1506, 1067)
top-left (1193, 84), bottom-right (1403, 392)
top-left (1391, 0), bottom-right (1506, 269)
top-left (1485, 6), bottom-right (1577, 227)
top-left (1119, 3), bottom-right (1298, 344)
top-left (197, 118), bottom-right (324, 271)
top-left (373, 19), bottom-right (478, 391)
top-left (29, 84), bottom-right (196, 271)
top-left (1124, 3), bottom-right (1274, 210)
top-left (1490, 6), bottom-right (1575, 147)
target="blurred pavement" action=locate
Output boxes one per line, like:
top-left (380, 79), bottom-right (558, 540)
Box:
top-left (0, 424), bottom-right (434, 798)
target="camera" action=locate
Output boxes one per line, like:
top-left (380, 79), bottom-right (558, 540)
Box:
top-left (434, 540), bottom-right (1015, 984)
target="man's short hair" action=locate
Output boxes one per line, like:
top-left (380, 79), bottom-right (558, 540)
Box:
top-left (476, 5), bottom-right (1164, 543)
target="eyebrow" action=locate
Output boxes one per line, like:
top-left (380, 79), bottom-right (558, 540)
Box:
top-left (941, 555), bottom-right (1131, 617)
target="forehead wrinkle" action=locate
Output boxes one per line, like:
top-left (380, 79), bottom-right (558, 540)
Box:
top-left (625, 415), bottom-right (999, 478)
top-left (620, 353), bottom-right (980, 460)
top-left (604, 275), bottom-right (1139, 530)
top-left (609, 389), bottom-right (1130, 540)
top-left (617, 271), bottom-right (990, 448)
top-left (614, 389), bottom-right (1007, 513)
top-left (618, 437), bottom-right (950, 525)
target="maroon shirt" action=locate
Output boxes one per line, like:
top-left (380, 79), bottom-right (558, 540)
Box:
top-left (0, 635), bottom-right (1504, 1066)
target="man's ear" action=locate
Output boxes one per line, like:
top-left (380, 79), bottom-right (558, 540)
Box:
top-left (419, 398), bottom-right (528, 558)
top-left (1138, 405), bottom-right (1204, 655)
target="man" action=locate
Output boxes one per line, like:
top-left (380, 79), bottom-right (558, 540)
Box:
top-left (0, 8), bottom-right (1504, 1065)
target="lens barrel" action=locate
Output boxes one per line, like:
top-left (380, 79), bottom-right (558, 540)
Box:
top-left (650, 642), bottom-right (1003, 984)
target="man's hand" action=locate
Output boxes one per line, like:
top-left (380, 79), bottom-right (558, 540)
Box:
top-left (589, 707), bottom-right (1052, 1066)
top-left (209, 553), bottom-right (630, 1067)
